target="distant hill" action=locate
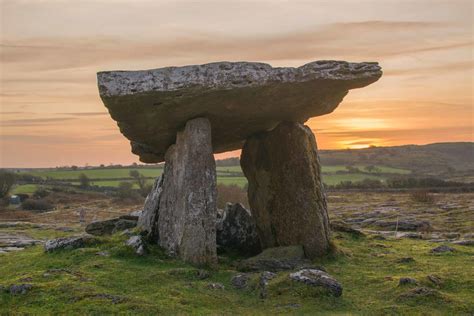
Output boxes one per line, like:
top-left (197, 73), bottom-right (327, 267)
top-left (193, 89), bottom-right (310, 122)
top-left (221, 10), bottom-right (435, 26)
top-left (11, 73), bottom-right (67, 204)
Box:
top-left (319, 142), bottom-right (474, 176)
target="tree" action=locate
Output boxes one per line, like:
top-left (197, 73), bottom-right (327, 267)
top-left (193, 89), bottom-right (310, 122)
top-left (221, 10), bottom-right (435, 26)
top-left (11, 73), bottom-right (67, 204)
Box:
top-left (0, 170), bottom-right (16, 198)
top-left (129, 170), bottom-right (148, 196)
top-left (78, 173), bottom-right (91, 188)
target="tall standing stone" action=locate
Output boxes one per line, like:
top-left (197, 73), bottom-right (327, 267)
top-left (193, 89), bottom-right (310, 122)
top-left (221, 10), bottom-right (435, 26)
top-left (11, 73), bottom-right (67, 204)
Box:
top-left (240, 121), bottom-right (330, 259)
top-left (139, 117), bottom-right (217, 265)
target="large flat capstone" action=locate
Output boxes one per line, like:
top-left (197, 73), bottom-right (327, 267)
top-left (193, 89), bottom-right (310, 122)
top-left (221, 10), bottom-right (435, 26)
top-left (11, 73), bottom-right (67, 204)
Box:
top-left (97, 60), bottom-right (382, 162)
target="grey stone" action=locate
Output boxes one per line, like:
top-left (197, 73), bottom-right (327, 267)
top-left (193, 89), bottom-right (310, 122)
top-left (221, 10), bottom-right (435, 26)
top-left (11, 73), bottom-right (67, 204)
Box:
top-left (238, 246), bottom-right (310, 272)
top-left (399, 277), bottom-right (418, 286)
top-left (241, 121), bottom-right (330, 259)
top-left (330, 220), bottom-right (365, 237)
top-left (125, 236), bottom-right (147, 256)
top-left (44, 235), bottom-right (95, 252)
top-left (430, 245), bottom-right (456, 253)
top-left (207, 282), bottom-right (225, 290)
top-left (216, 203), bottom-right (261, 255)
top-left (231, 273), bottom-right (250, 289)
top-left (195, 269), bottom-right (210, 280)
top-left (289, 269), bottom-right (342, 297)
top-left (398, 287), bottom-right (441, 300)
top-left (152, 118), bottom-right (217, 265)
top-left (427, 275), bottom-right (442, 285)
top-left (85, 218), bottom-right (118, 235)
top-left (137, 176), bottom-right (163, 238)
top-left (9, 284), bottom-right (32, 295)
top-left (451, 239), bottom-right (474, 246)
top-left (85, 218), bottom-right (137, 236)
top-left (371, 220), bottom-right (432, 231)
top-left (259, 271), bottom-right (277, 299)
top-left (97, 60), bottom-right (382, 163)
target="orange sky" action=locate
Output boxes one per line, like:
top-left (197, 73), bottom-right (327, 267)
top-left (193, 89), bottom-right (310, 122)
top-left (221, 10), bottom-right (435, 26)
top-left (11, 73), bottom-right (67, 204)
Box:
top-left (0, 0), bottom-right (473, 167)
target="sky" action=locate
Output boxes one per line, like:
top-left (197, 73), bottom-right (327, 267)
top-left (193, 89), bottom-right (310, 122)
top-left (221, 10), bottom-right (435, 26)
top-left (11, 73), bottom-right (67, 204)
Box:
top-left (0, 0), bottom-right (473, 167)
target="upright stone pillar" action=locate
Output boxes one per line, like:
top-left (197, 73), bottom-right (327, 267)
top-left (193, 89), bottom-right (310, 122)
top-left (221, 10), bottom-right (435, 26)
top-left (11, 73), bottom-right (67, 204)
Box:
top-left (240, 121), bottom-right (330, 259)
top-left (139, 117), bottom-right (217, 265)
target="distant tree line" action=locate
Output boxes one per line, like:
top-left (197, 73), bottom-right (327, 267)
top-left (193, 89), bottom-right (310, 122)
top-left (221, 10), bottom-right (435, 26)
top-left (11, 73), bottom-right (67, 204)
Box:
top-left (326, 177), bottom-right (473, 190)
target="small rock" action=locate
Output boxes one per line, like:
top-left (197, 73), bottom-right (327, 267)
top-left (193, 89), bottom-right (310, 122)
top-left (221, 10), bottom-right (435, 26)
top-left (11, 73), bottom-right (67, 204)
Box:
top-left (44, 235), bottom-right (95, 252)
top-left (427, 275), bottom-right (442, 285)
top-left (451, 239), bottom-right (474, 246)
top-left (398, 287), bottom-right (440, 300)
top-left (125, 236), bottom-right (147, 256)
top-left (9, 284), bottom-right (32, 295)
top-left (442, 232), bottom-right (460, 239)
top-left (399, 277), bottom-right (417, 286)
top-left (95, 251), bottom-right (110, 257)
top-left (330, 220), bottom-right (365, 237)
top-left (129, 210), bottom-right (143, 217)
top-left (430, 245), bottom-right (455, 253)
top-left (289, 269), bottom-right (342, 297)
top-left (231, 274), bottom-right (250, 289)
top-left (259, 271), bottom-right (277, 299)
top-left (396, 257), bottom-right (415, 263)
top-left (207, 282), bottom-right (225, 290)
top-left (238, 246), bottom-right (309, 272)
top-left (85, 218), bottom-right (137, 236)
top-left (195, 269), bottom-right (210, 280)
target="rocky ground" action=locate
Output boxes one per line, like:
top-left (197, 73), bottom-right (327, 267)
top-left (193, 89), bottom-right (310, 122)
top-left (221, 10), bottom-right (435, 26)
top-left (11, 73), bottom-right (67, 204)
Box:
top-left (0, 191), bottom-right (473, 314)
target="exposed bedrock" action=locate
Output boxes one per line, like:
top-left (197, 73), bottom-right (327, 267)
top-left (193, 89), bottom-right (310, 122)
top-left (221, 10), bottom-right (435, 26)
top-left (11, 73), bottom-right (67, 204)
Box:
top-left (97, 60), bottom-right (382, 163)
top-left (240, 121), bottom-right (331, 259)
top-left (138, 117), bottom-right (217, 265)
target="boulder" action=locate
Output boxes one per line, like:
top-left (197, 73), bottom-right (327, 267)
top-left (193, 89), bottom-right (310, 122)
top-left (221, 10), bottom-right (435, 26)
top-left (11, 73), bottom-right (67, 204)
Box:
top-left (216, 203), bottom-right (261, 255)
top-left (238, 245), bottom-right (310, 272)
top-left (231, 274), bottom-right (250, 289)
top-left (289, 269), bottom-right (342, 297)
top-left (241, 121), bottom-right (330, 259)
top-left (149, 118), bottom-right (217, 265)
top-left (44, 235), bottom-right (95, 252)
top-left (430, 245), bottom-right (455, 253)
top-left (85, 218), bottom-right (137, 236)
top-left (399, 277), bottom-right (418, 286)
top-left (97, 61), bottom-right (382, 163)
top-left (125, 235), bottom-right (147, 256)
top-left (8, 284), bottom-right (32, 295)
top-left (371, 220), bottom-right (431, 231)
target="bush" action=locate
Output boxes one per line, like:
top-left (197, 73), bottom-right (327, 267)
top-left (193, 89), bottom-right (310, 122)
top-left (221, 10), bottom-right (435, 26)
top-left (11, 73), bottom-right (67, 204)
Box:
top-left (0, 170), bottom-right (16, 198)
top-left (78, 173), bottom-right (91, 188)
top-left (410, 190), bottom-right (435, 204)
top-left (33, 187), bottom-right (50, 198)
top-left (116, 181), bottom-right (141, 201)
top-left (16, 193), bottom-right (29, 202)
top-left (217, 184), bottom-right (248, 209)
top-left (21, 199), bottom-right (54, 212)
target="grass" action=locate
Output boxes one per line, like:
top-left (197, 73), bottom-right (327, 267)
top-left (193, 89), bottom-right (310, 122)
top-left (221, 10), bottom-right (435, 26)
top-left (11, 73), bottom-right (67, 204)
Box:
top-left (14, 165), bottom-right (408, 190)
top-left (1, 231), bottom-right (472, 314)
top-left (11, 184), bottom-right (39, 195)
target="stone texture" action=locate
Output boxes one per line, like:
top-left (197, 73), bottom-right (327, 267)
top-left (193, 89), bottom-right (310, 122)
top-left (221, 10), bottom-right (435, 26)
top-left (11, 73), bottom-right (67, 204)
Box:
top-left (44, 235), bottom-right (95, 252)
top-left (97, 61), bottom-right (382, 163)
top-left (430, 245), bottom-right (455, 253)
top-left (125, 235), bottom-right (147, 256)
top-left (145, 118), bottom-right (217, 265)
top-left (137, 175), bottom-right (163, 239)
top-left (289, 269), bottom-right (342, 297)
top-left (231, 274), bottom-right (250, 289)
top-left (216, 202), bottom-right (261, 255)
top-left (241, 121), bottom-right (330, 258)
top-left (238, 246), bottom-right (310, 272)
top-left (85, 218), bottom-right (137, 236)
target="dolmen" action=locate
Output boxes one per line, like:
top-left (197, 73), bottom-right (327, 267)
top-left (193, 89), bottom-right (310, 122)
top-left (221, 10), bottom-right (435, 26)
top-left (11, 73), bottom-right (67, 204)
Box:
top-left (97, 60), bottom-right (382, 265)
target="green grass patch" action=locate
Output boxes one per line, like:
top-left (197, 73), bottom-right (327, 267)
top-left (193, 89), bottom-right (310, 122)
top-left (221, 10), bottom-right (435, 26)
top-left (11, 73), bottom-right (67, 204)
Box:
top-left (1, 232), bottom-right (472, 314)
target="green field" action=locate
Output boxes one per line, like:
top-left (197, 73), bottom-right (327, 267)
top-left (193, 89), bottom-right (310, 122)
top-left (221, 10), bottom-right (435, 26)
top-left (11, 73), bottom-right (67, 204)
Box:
top-left (12, 164), bottom-right (410, 193)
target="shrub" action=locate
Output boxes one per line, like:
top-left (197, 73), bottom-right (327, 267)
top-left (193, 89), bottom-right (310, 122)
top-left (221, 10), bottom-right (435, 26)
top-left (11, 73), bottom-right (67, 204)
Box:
top-left (78, 173), bottom-right (91, 188)
top-left (33, 187), bottom-right (50, 198)
top-left (21, 199), bottom-right (54, 212)
top-left (410, 190), bottom-right (435, 204)
top-left (16, 193), bottom-right (29, 202)
top-left (116, 181), bottom-right (141, 201)
top-left (0, 170), bottom-right (16, 198)
top-left (217, 184), bottom-right (248, 209)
